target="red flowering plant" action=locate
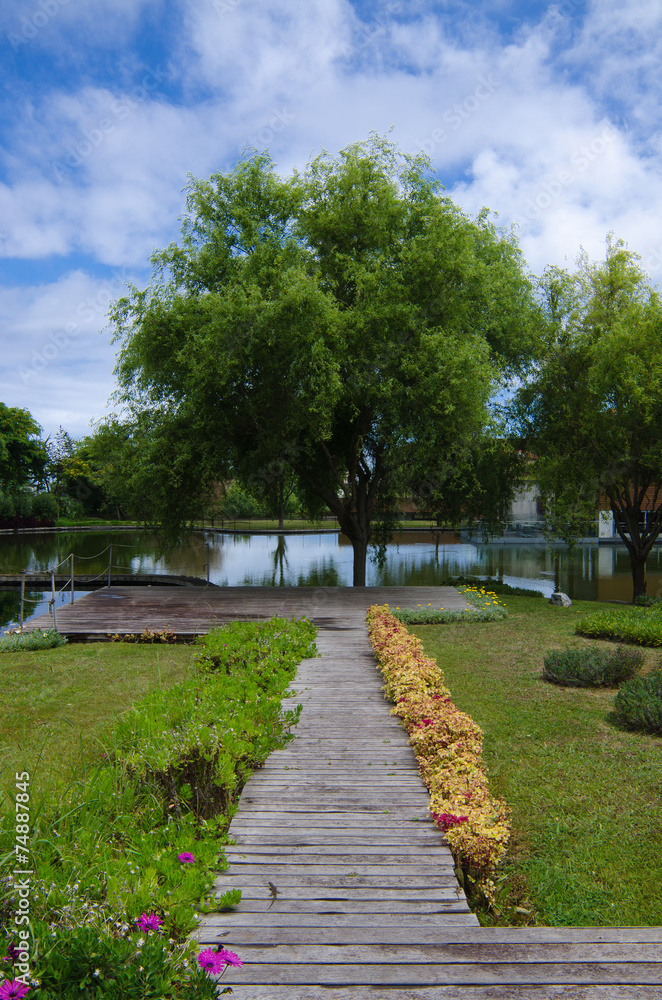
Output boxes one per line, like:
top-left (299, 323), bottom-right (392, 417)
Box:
top-left (366, 605), bottom-right (510, 903)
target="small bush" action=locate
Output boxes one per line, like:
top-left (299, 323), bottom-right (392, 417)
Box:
top-left (0, 628), bottom-right (67, 653)
top-left (543, 645), bottom-right (644, 687)
top-left (612, 670), bottom-right (662, 734)
top-left (576, 607), bottom-right (662, 647)
top-left (32, 491), bottom-right (59, 520)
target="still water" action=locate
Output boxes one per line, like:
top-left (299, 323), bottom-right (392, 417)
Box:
top-left (1, 528), bottom-right (661, 629)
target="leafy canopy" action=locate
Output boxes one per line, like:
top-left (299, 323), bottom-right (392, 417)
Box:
top-left (111, 135), bottom-right (538, 582)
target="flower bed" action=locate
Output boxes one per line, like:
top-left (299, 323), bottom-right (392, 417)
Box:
top-left (366, 605), bottom-right (510, 903)
top-left (392, 586), bottom-right (508, 625)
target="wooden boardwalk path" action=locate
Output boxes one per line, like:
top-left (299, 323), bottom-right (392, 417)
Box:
top-left (188, 591), bottom-right (662, 998)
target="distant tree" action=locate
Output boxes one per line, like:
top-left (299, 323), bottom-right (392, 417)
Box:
top-left (515, 238), bottom-right (662, 601)
top-left (0, 403), bottom-right (48, 491)
top-left (111, 135), bottom-right (539, 584)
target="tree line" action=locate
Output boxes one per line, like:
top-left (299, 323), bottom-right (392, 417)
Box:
top-left (4, 135), bottom-right (662, 599)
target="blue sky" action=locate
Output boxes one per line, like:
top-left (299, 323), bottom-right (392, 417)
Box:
top-left (1, 0), bottom-right (661, 440)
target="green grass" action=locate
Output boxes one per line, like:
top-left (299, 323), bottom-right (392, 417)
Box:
top-left (0, 642), bottom-right (197, 800)
top-left (413, 596), bottom-right (662, 927)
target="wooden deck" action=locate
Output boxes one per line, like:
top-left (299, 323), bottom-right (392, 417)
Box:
top-left (21, 584), bottom-right (465, 638)
top-left (22, 585), bottom-right (662, 994)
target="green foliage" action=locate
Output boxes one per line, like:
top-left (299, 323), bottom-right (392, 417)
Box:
top-left (217, 481), bottom-right (266, 519)
top-left (0, 628), bottom-right (68, 652)
top-left (634, 594), bottom-right (662, 607)
top-left (576, 606), bottom-right (662, 646)
top-left (111, 134), bottom-right (540, 580)
top-left (515, 238), bottom-right (662, 600)
top-left (0, 402), bottom-right (48, 490)
top-left (0, 616), bottom-right (314, 997)
top-left (612, 669), bottom-right (662, 734)
top-left (31, 490), bottom-right (58, 520)
top-left (542, 645), bottom-right (644, 687)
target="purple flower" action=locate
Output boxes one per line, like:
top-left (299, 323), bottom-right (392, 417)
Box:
top-left (197, 949), bottom-right (227, 975)
top-left (177, 852), bottom-right (196, 864)
top-left (135, 912), bottom-right (163, 933)
top-left (0, 980), bottom-right (31, 999)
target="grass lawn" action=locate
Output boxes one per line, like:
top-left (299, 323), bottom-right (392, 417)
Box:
top-left (412, 595), bottom-right (662, 927)
top-left (0, 642), bottom-right (198, 802)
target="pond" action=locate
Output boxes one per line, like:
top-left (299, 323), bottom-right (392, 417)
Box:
top-left (1, 528), bottom-right (660, 629)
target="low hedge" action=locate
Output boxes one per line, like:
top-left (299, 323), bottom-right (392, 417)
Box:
top-left (366, 605), bottom-right (510, 906)
top-left (612, 670), bottom-right (662, 735)
top-left (543, 645), bottom-right (644, 687)
top-left (576, 607), bottom-right (662, 647)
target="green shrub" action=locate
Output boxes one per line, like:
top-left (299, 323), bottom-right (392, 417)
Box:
top-left (576, 607), bottom-right (662, 647)
top-left (543, 645), bottom-right (644, 687)
top-left (32, 491), bottom-right (58, 520)
top-left (612, 670), bottom-right (662, 735)
top-left (0, 628), bottom-right (67, 652)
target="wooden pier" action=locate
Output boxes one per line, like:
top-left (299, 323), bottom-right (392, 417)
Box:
top-left (22, 586), bottom-right (662, 994)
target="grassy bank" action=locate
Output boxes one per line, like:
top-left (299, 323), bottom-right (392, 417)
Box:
top-left (412, 595), bottom-right (662, 927)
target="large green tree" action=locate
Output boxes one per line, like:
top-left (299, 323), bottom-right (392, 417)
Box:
top-left (515, 238), bottom-right (662, 601)
top-left (111, 136), bottom-right (538, 584)
top-left (0, 402), bottom-right (48, 491)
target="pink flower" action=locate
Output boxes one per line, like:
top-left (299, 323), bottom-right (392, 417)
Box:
top-left (0, 980), bottom-right (30, 999)
top-left (177, 852), bottom-right (196, 863)
top-left (197, 949), bottom-right (227, 975)
top-left (197, 948), bottom-right (242, 973)
top-left (136, 912), bottom-right (163, 933)
top-left (217, 948), bottom-right (243, 968)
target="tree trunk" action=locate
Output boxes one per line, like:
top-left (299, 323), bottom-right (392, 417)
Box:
top-left (631, 553), bottom-right (647, 602)
top-left (350, 534), bottom-right (368, 587)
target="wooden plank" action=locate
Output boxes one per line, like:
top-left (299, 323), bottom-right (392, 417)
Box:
top-left (218, 988), bottom-right (662, 1000)
top-left (208, 962), bottom-right (662, 986)
top-left (193, 926), bottom-right (662, 946)
top-left (190, 942), bottom-right (662, 964)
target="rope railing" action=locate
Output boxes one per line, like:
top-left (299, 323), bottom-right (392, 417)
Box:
top-left (16, 539), bottom-right (212, 629)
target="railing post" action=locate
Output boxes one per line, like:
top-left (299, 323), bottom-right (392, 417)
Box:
top-left (108, 544), bottom-right (112, 587)
top-left (70, 553), bottom-right (75, 604)
top-left (50, 570), bottom-right (57, 631)
top-left (206, 542), bottom-right (210, 583)
top-left (20, 570), bottom-right (25, 630)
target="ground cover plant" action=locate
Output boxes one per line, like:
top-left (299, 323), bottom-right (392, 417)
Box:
top-left (0, 629), bottom-right (67, 653)
top-left (542, 645), bottom-right (644, 687)
top-left (392, 585), bottom-right (508, 625)
top-left (576, 605), bottom-right (662, 646)
top-left (0, 617), bottom-right (314, 997)
top-left (366, 605), bottom-right (510, 908)
top-left (411, 595), bottom-right (662, 927)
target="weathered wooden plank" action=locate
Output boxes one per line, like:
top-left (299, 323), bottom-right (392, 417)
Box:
top-left (213, 875), bottom-right (463, 889)
top-left (212, 962), bottom-right (662, 986)
top-left (224, 846), bottom-right (450, 858)
top-left (224, 900), bottom-right (472, 914)
top-left (190, 942), bottom-right (662, 964)
top-left (193, 926), bottom-right (662, 946)
top-left (199, 913), bottom-right (480, 928)
top-left (195, 987), bottom-right (662, 1000)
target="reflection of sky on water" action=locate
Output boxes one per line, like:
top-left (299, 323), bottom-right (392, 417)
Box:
top-left (4, 530), bottom-right (662, 629)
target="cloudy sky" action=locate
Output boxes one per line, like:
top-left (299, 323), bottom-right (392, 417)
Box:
top-left (1, 0), bottom-right (660, 441)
